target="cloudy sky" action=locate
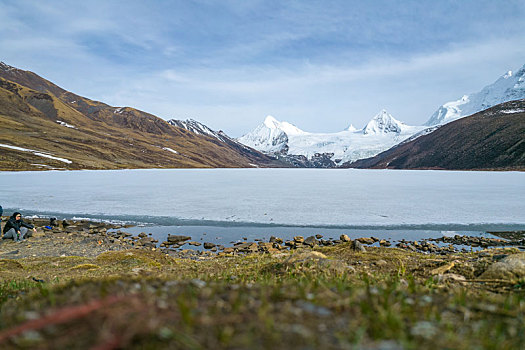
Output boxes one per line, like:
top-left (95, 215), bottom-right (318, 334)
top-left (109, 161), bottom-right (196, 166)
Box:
top-left (1, 0), bottom-right (524, 136)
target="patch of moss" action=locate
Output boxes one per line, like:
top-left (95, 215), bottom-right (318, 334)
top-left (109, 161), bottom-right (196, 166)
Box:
top-left (0, 259), bottom-right (23, 270)
top-left (70, 264), bottom-right (100, 270)
top-left (96, 250), bottom-right (173, 269)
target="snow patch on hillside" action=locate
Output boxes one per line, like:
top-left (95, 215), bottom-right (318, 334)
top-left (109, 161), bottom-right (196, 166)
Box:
top-left (57, 120), bottom-right (77, 129)
top-left (0, 143), bottom-right (72, 164)
top-left (163, 147), bottom-right (179, 154)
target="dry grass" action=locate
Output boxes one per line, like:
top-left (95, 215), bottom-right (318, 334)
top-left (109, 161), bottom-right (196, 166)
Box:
top-left (0, 75), bottom-right (281, 171)
top-left (0, 246), bottom-right (524, 349)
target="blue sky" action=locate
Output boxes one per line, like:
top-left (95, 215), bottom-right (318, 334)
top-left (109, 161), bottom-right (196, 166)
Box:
top-left (1, 0), bottom-right (525, 136)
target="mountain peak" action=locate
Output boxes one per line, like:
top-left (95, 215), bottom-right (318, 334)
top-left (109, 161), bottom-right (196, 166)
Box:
top-left (0, 62), bottom-right (17, 72)
top-left (426, 63), bottom-right (525, 126)
top-left (346, 124), bottom-right (357, 132)
top-left (263, 115), bottom-right (280, 128)
top-left (363, 110), bottom-right (403, 135)
top-left (260, 115), bottom-right (304, 135)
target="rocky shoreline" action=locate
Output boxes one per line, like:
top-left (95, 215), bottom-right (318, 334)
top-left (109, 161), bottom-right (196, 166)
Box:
top-left (2, 217), bottom-right (524, 260)
top-left (1, 216), bottom-right (525, 349)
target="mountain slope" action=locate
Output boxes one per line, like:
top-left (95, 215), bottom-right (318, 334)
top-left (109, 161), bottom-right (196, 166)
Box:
top-left (167, 118), bottom-right (282, 166)
top-left (238, 111), bottom-right (425, 167)
top-left (426, 64), bottom-right (525, 125)
top-left (349, 99), bottom-right (525, 170)
top-left (0, 62), bottom-right (282, 170)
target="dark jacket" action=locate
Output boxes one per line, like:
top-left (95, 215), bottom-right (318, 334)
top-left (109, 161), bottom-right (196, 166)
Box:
top-left (3, 213), bottom-right (34, 234)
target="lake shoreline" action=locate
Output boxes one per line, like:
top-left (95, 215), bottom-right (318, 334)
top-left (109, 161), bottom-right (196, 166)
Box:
top-left (1, 216), bottom-right (523, 259)
top-left (1, 216), bottom-right (525, 348)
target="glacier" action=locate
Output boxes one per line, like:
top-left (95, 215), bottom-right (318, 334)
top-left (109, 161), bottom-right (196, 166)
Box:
top-left (237, 64), bottom-right (525, 166)
top-left (426, 64), bottom-right (525, 125)
top-left (238, 110), bottom-right (426, 165)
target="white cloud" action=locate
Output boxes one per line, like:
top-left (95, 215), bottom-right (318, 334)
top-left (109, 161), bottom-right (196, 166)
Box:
top-left (101, 35), bottom-right (524, 136)
top-left (1, 1), bottom-right (524, 137)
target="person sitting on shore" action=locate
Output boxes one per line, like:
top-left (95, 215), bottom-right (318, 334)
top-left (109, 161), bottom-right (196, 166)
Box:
top-left (2, 212), bottom-right (36, 242)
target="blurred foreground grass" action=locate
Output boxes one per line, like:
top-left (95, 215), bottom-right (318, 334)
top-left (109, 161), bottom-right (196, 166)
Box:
top-left (0, 244), bottom-right (524, 349)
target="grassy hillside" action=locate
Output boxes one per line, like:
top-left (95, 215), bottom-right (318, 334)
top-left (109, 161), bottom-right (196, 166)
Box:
top-left (349, 99), bottom-right (525, 170)
top-left (0, 63), bottom-right (283, 170)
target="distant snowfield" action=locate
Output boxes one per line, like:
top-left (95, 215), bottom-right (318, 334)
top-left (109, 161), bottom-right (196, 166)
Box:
top-left (238, 112), bottom-right (426, 164)
top-left (238, 65), bottom-right (525, 165)
top-left (284, 126), bottom-right (425, 163)
top-left (0, 169), bottom-right (523, 228)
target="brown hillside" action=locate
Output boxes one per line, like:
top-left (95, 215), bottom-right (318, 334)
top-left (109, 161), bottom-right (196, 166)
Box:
top-left (0, 63), bottom-right (283, 170)
top-left (348, 99), bottom-right (525, 170)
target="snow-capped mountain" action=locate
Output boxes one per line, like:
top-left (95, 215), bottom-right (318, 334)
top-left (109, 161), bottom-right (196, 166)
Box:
top-left (363, 109), bottom-right (405, 134)
top-left (168, 118), bottom-right (228, 141)
top-left (236, 116), bottom-right (306, 154)
top-left (238, 111), bottom-right (425, 166)
top-left (351, 99), bottom-right (525, 170)
top-left (167, 118), bottom-right (279, 163)
top-left (426, 64), bottom-right (525, 125)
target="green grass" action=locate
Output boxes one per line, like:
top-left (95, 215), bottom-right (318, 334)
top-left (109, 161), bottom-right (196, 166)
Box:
top-left (0, 247), bottom-right (524, 349)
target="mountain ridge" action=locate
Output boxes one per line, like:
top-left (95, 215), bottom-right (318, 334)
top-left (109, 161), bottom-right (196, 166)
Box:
top-left (237, 111), bottom-right (425, 167)
top-left (349, 99), bottom-right (525, 170)
top-left (0, 62), bottom-right (284, 170)
top-left (426, 64), bottom-right (525, 126)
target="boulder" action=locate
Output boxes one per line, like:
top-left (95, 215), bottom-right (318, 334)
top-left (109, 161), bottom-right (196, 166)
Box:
top-left (167, 235), bottom-right (191, 243)
top-left (234, 242), bottom-right (258, 253)
top-left (379, 239), bottom-right (391, 247)
top-left (138, 237), bottom-right (156, 248)
top-left (285, 241), bottom-right (296, 248)
top-left (203, 242), bottom-right (216, 249)
top-left (480, 253), bottom-right (525, 281)
top-left (351, 240), bottom-right (366, 252)
top-left (340, 234), bottom-right (351, 242)
top-left (357, 237), bottom-right (375, 245)
top-left (269, 236), bottom-right (283, 244)
top-left (258, 242), bottom-right (274, 252)
top-left (304, 236), bottom-right (318, 248)
top-left (293, 236), bottom-right (305, 244)
top-left (320, 239), bottom-right (332, 246)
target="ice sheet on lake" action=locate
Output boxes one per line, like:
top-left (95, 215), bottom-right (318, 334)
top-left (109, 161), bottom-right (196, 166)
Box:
top-left (0, 169), bottom-right (523, 227)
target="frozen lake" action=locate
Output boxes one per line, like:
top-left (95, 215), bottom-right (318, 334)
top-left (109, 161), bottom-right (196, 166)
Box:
top-left (0, 169), bottom-right (523, 231)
